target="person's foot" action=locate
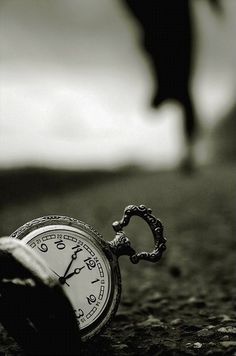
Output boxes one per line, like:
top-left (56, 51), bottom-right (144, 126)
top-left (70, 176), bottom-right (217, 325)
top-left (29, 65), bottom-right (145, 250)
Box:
top-left (179, 155), bottom-right (195, 174)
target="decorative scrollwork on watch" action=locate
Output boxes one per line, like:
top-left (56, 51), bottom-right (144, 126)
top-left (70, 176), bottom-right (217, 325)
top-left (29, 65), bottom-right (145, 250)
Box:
top-left (111, 204), bottom-right (166, 264)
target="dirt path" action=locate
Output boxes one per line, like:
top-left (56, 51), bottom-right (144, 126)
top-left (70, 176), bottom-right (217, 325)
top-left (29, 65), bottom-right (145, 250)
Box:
top-left (0, 164), bottom-right (235, 355)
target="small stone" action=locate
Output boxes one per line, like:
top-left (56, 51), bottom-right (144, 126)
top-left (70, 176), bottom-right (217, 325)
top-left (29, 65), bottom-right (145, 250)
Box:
top-left (193, 342), bottom-right (202, 349)
top-left (221, 335), bottom-right (230, 341)
top-left (206, 325), bottom-right (215, 329)
top-left (113, 343), bottom-right (128, 351)
top-left (187, 296), bottom-right (206, 308)
top-left (168, 305), bottom-right (177, 312)
top-left (170, 318), bottom-right (182, 326)
top-left (208, 316), bottom-right (218, 321)
top-left (137, 315), bottom-right (166, 330)
top-left (197, 328), bottom-right (214, 338)
top-left (162, 340), bottom-right (177, 348)
top-left (220, 314), bottom-right (235, 323)
top-left (186, 342), bottom-right (192, 348)
top-left (218, 326), bottom-right (236, 334)
top-left (220, 341), bottom-right (236, 348)
top-left (208, 315), bottom-right (235, 323)
top-left (199, 310), bottom-right (208, 316)
top-left (208, 342), bottom-right (216, 347)
top-left (205, 351), bottom-right (221, 356)
top-left (146, 292), bottom-right (163, 302)
top-left (187, 296), bottom-right (197, 303)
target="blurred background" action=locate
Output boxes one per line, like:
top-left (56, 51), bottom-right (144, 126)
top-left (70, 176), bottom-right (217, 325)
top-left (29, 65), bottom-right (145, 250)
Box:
top-left (0, 0), bottom-right (236, 169)
top-left (0, 1), bottom-right (235, 354)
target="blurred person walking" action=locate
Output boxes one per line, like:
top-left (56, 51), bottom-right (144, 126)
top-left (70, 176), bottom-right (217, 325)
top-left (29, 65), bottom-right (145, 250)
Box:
top-left (124, 0), bottom-right (221, 171)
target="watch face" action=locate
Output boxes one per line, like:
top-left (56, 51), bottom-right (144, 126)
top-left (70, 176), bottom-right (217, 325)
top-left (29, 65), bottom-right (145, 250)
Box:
top-left (11, 219), bottom-right (120, 340)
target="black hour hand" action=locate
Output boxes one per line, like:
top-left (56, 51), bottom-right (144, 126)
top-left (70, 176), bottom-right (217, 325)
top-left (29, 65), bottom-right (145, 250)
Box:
top-left (60, 266), bottom-right (85, 284)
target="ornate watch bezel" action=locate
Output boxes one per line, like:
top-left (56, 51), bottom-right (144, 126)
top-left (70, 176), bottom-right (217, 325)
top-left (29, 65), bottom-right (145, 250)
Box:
top-left (10, 215), bottom-right (122, 341)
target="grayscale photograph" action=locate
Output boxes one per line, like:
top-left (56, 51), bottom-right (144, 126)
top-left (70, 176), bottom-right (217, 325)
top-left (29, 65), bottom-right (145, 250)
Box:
top-left (0, 0), bottom-right (235, 355)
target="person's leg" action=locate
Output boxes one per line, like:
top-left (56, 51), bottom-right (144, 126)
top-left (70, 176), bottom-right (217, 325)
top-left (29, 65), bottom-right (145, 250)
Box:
top-left (180, 94), bottom-right (198, 172)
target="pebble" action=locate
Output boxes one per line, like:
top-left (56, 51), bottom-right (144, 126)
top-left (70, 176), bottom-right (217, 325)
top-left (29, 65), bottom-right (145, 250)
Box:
top-left (208, 342), bottom-right (216, 347)
top-left (113, 343), bottom-right (128, 351)
top-left (208, 316), bottom-right (218, 321)
top-left (187, 296), bottom-right (206, 308)
top-left (208, 315), bottom-right (235, 323)
top-left (197, 328), bottom-right (214, 338)
top-left (206, 325), bottom-right (215, 329)
top-left (205, 350), bottom-right (222, 356)
top-left (220, 314), bottom-right (235, 323)
top-left (220, 341), bottom-right (236, 348)
top-left (193, 342), bottom-right (202, 349)
top-left (221, 335), bottom-right (230, 341)
top-left (146, 292), bottom-right (163, 303)
top-left (198, 310), bottom-right (208, 316)
top-left (218, 326), bottom-right (236, 334)
top-left (170, 318), bottom-right (182, 326)
top-left (137, 315), bottom-right (166, 330)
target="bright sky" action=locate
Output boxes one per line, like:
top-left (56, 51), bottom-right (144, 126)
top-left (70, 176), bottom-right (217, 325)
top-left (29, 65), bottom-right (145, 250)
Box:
top-left (0, 0), bottom-right (235, 169)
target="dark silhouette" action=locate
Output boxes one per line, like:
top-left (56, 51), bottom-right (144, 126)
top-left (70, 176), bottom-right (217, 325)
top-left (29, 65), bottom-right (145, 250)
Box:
top-left (0, 238), bottom-right (81, 355)
top-left (123, 0), bottom-right (221, 170)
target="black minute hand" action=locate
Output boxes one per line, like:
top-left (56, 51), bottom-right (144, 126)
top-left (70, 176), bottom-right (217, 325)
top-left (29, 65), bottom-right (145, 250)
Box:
top-left (59, 249), bottom-right (80, 285)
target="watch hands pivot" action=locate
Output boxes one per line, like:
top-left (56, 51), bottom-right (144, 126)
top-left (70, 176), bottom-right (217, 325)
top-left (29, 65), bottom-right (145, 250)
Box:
top-left (50, 268), bottom-right (70, 286)
top-left (59, 266), bottom-right (85, 285)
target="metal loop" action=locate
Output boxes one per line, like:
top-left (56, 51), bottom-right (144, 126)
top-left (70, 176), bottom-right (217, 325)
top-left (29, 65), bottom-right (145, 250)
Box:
top-left (111, 204), bottom-right (166, 264)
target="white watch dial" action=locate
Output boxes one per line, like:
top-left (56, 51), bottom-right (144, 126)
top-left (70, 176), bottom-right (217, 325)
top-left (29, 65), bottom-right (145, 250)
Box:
top-left (22, 225), bottom-right (111, 332)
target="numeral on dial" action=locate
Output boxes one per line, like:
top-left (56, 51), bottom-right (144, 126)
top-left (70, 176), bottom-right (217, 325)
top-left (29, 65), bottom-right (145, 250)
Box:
top-left (37, 243), bottom-right (48, 252)
top-left (54, 240), bottom-right (65, 250)
top-left (91, 278), bottom-right (100, 284)
top-left (75, 308), bottom-right (84, 319)
top-left (84, 257), bottom-right (96, 270)
top-left (72, 244), bottom-right (83, 252)
top-left (87, 294), bottom-right (96, 305)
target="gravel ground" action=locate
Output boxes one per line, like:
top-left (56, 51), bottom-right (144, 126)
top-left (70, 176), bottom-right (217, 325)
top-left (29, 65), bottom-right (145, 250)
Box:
top-left (0, 163), bottom-right (235, 355)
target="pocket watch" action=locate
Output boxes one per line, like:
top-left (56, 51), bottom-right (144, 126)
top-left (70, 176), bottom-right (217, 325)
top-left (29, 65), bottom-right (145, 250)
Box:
top-left (10, 204), bottom-right (166, 341)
